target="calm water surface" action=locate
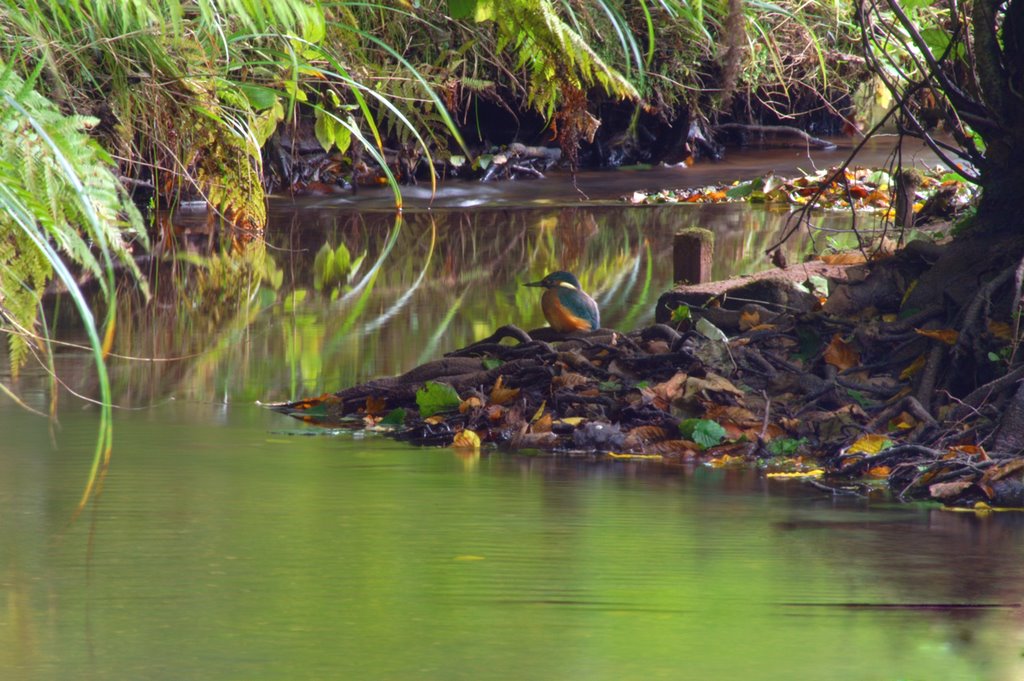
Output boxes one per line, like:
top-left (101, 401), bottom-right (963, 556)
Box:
top-left (4, 144), bottom-right (1024, 680)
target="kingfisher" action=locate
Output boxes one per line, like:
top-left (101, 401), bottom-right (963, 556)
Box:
top-left (524, 271), bottom-right (601, 333)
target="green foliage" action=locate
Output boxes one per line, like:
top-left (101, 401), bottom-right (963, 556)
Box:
top-left (766, 437), bottom-right (807, 457)
top-left (679, 418), bottom-right (727, 449)
top-left (379, 407), bottom-right (408, 426)
top-left (466, 0), bottom-right (639, 116)
top-left (416, 380), bottom-right (462, 417)
top-left (0, 65), bottom-right (145, 374)
top-left (670, 304), bottom-right (691, 323)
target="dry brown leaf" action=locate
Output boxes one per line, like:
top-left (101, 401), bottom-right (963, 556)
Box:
top-left (929, 480), bottom-right (973, 500)
top-left (949, 444), bottom-right (987, 460)
top-left (889, 411), bottom-right (917, 430)
top-left (915, 328), bottom-right (959, 345)
top-left (364, 395), bottom-right (387, 416)
top-left (459, 396), bottom-right (484, 414)
top-left (704, 404), bottom-right (759, 425)
top-left (490, 375), bottom-right (520, 405)
top-left (486, 404), bottom-right (506, 421)
top-left (647, 439), bottom-right (700, 457)
top-left (979, 459), bottom-right (1024, 485)
top-left (823, 333), bottom-right (860, 370)
top-left (866, 466), bottom-right (891, 478)
top-left (820, 252), bottom-right (867, 266)
top-left (532, 413), bottom-right (553, 433)
top-left (739, 308), bottom-right (761, 331)
top-left (641, 372), bottom-right (689, 411)
top-left (626, 425), bottom-right (673, 444)
top-left (987, 320), bottom-right (1015, 341)
top-left (552, 371), bottom-right (591, 389)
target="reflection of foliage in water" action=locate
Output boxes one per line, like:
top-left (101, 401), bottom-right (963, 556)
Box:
top-left (101, 202), bottom-right (863, 405)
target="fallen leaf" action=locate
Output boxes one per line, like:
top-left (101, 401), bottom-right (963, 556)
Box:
top-left (820, 252), bottom-right (867, 265)
top-left (490, 375), bottom-right (520, 405)
top-left (452, 429), bottom-right (481, 449)
top-left (364, 395), bottom-right (387, 416)
top-left (607, 452), bottom-right (664, 460)
top-left (553, 371), bottom-right (591, 389)
top-left (915, 328), bottom-right (959, 345)
top-left (845, 434), bottom-right (893, 455)
top-left (739, 308), bottom-right (761, 331)
top-left (532, 413), bottom-right (553, 433)
top-left (899, 354), bottom-right (927, 380)
top-left (823, 333), bottom-right (860, 370)
top-left (766, 469), bottom-right (824, 479)
top-left (987, 320), bottom-right (1015, 341)
top-left (866, 465), bottom-right (891, 478)
top-left (459, 396), bottom-right (484, 413)
top-left (625, 425), bottom-right (673, 445)
top-left (642, 372), bottom-right (689, 410)
top-left (556, 417), bottom-right (585, 427)
top-left (929, 480), bottom-right (973, 500)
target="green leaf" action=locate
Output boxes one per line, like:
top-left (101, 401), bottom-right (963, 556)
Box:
top-left (726, 181), bottom-right (754, 199)
top-left (380, 408), bottom-right (408, 426)
top-left (236, 83), bottom-right (280, 111)
top-left (314, 111), bottom-right (334, 152)
top-left (680, 418), bottom-right (727, 449)
top-left (806, 274), bottom-right (829, 298)
top-left (482, 358), bottom-right (503, 370)
top-left (846, 388), bottom-right (871, 408)
top-left (598, 380), bottom-right (622, 392)
top-left (333, 123), bottom-right (352, 153)
top-left (767, 437), bottom-right (807, 457)
top-left (416, 381), bottom-right (461, 417)
top-left (448, 0), bottom-right (478, 19)
top-left (671, 304), bottom-right (691, 322)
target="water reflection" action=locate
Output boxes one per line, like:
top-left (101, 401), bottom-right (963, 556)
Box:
top-left (64, 200), bottom-right (877, 409)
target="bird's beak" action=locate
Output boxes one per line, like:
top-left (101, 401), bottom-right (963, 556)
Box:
top-left (524, 279), bottom-right (545, 288)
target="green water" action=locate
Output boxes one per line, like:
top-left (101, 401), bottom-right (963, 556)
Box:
top-left (3, 400), bottom-right (1024, 680)
top-left (4, 152), bottom-right (1024, 679)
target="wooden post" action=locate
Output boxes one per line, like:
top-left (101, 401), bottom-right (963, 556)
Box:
top-left (673, 228), bottom-right (715, 284)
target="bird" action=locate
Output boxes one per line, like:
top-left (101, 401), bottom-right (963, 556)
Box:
top-left (524, 271), bottom-right (601, 333)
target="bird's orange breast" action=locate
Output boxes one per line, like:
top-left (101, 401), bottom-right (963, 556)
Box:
top-left (542, 289), bottom-right (595, 332)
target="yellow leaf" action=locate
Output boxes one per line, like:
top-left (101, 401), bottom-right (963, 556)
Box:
top-left (899, 354), bottom-right (926, 380)
top-left (867, 465), bottom-right (891, 478)
top-left (915, 328), bottom-right (959, 345)
top-left (846, 434), bottom-right (892, 455)
top-left (889, 411), bottom-right (916, 430)
top-left (425, 415), bottom-right (446, 425)
top-left (530, 400), bottom-right (547, 423)
top-left (556, 417), bottom-right (585, 427)
top-left (452, 429), bottom-right (481, 449)
top-left (607, 452), bottom-right (664, 460)
top-left (766, 469), bottom-right (824, 479)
